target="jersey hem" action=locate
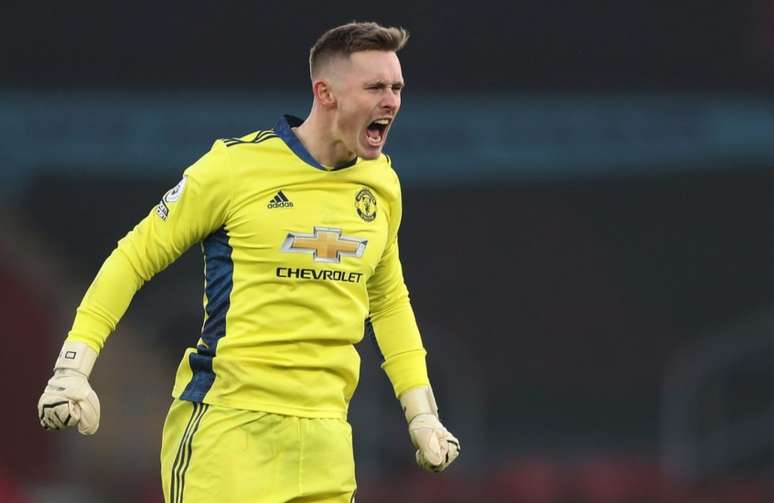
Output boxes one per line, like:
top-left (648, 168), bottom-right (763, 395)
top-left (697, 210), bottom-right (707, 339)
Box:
top-left (171, 392), bottom-right (348, 420)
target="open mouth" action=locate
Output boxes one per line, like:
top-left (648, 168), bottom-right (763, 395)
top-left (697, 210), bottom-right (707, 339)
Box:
top-left (365, 118), bottom-right (391, 147)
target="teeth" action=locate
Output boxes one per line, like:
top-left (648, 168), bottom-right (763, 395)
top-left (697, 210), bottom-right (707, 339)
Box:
top-left (374, 119), bottom-right (390, 125)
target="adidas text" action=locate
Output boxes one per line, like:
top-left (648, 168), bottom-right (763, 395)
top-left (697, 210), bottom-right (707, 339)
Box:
top-left (268, 201), bottom-right (294, 209)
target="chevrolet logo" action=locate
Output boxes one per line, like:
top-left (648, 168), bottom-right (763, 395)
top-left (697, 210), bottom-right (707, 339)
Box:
top-left (281, 227), bottom-right (367, 263)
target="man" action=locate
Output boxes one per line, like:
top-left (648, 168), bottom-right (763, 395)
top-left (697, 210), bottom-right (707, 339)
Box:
top-left (38, 21), bottom-right (459, 502)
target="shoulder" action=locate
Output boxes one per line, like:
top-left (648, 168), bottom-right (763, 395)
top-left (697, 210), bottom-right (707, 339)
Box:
top-left (374, 153), bottom-right (400, 192)
top-left (181, 129), bottom-right (283, 191)
top-left (361, 152), bottom-right (399, 184)
top-left (196, 129), bottom-right (286, 173)
top-left (358, 153), bottom-right (402, 212)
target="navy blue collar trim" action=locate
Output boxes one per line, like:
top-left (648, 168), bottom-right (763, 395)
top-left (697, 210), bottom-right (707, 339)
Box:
top-left (274, 115), bottom-right (358, 171)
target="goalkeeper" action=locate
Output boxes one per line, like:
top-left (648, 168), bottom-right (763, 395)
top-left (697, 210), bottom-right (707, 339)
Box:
top-left (37, 21), bottom-right (459, 502)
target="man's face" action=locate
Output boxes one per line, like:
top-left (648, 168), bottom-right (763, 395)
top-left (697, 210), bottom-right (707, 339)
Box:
top-left (329, 50), bottom-right (404, 160)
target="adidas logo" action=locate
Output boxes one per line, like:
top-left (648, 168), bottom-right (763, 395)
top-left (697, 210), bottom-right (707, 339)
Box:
top-left (267, 190), bottom-right (294, 209)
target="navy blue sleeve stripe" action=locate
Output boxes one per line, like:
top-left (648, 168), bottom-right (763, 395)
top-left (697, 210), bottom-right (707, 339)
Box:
top-left (180, 227), bottom-right (233, 402)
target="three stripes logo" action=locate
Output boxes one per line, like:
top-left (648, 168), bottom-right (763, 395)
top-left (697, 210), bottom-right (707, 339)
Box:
top-left (223, 129), bottom-right (278, 147)
top-left (170, 402), bottom-right (209, 503)
top-left (267, 190), bottom-right (294, 209)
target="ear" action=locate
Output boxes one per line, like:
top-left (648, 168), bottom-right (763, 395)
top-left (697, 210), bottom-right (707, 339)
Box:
top-left (313, 79), bottom-right (337, 108)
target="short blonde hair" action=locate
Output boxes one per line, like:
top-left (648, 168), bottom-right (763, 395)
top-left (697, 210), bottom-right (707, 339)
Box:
top-left (309, 21), bottom-right (409, 79)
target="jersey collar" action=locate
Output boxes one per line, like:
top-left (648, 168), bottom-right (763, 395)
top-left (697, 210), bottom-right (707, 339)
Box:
top-left (274, 115), bottom-right (358, 171)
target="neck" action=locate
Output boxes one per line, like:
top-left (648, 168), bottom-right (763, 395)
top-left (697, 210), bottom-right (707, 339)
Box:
top-left (293, 106), bottom-right (356, 168)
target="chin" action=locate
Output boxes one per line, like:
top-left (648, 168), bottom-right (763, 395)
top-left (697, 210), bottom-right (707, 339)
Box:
top-left (357, 140), bottom-right (384, 160)
top-left (359, 149), bottom-right (382, 160)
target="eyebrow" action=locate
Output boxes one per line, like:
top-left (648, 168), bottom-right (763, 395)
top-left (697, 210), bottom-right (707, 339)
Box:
top-left (365, 80), bottom-right (406, 87)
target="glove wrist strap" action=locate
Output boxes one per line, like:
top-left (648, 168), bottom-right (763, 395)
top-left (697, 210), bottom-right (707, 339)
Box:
top-left (399, 385), bottom-right (439, 424)
top-left (54, 341), bottom-right (98, 377)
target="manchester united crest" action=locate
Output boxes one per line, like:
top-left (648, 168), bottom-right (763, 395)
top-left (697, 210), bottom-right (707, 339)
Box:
top-left (355, 188), bottom-right (377, 222)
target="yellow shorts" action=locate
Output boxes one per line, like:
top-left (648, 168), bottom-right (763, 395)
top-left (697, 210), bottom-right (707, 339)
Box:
top-left (160, 399), bottom-right (357, 503)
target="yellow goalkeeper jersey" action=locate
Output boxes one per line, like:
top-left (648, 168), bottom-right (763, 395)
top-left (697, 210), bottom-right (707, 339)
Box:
top-left (67, 115), bottom-right (429, 419)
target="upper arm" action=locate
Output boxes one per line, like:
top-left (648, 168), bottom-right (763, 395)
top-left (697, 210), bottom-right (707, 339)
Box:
top-left (366, 168), bottom-right (407, 318)
top-left (116, 141), bottom-right (233, 281)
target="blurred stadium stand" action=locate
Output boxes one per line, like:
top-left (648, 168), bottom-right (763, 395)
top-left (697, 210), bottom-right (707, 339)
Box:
top-left (3, 93), bottom-right (774, 191)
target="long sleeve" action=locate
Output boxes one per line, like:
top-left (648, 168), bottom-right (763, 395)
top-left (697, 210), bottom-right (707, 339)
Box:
top-left (66, 141), bottom-right (233, 352)
top-left (366, 172), bottom-right (430, 397)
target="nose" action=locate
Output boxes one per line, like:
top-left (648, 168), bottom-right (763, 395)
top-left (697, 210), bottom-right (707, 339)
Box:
top-left (380, 90), bottom-right (399, 112)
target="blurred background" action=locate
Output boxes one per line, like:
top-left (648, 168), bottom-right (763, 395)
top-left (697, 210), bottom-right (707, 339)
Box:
top-left (3, 1), bottom-right (774, 501)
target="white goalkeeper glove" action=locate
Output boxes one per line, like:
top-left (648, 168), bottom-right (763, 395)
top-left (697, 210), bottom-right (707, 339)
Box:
top-left (37, 341), bottom-right (100, 435)
top-left (400, 385), bottom-right (460, 472)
